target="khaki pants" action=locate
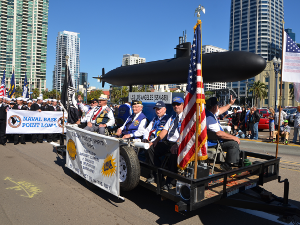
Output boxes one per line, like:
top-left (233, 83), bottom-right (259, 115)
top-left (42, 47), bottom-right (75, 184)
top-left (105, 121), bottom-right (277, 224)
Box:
top-left (273, 131), bottom-right (289, 140)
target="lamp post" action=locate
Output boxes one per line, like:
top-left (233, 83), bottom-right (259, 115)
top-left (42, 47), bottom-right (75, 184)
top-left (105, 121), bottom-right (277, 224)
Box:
top-left (245, 80), bottom-right (248, 107)
top-left (273, 57), bottom-right (281, 112)
top-left (84, 81), bottom-right (90, 104)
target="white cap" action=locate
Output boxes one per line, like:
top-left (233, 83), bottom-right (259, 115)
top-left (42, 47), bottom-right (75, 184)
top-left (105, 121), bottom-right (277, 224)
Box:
top-left (7, 98), bottom-right (11, 101)
top-left (0, 96), bottom-right (3, 99)
top-left (28, 100), bottom-right (32, 103)
top-left (33, 99), bottom-right (37, 101)
top-left (52, 99), bottom-right (57, 102)
top-left (43, 100), bottom-right (46, 103)
top-left (98, 94), bottom-right (108, 100)
top-left (22, 98), bottom-right (27, 102)
top-left (17, 97), bottom-right (23, 101)
top-left (37, 97), bottom-right (43, 100)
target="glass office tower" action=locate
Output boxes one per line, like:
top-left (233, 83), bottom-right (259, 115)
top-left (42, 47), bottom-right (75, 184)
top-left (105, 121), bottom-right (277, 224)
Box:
top-left (53, 31), bottom-right (80, 92)
top-left (228, 0), bottom-right (284, 103)
top-left (0, 0), bottom-right (49, 92)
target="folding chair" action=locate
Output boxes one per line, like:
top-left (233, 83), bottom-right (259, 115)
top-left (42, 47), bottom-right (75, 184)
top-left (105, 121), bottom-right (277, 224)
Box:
top-left (207, 131), bottom-right (226, 174)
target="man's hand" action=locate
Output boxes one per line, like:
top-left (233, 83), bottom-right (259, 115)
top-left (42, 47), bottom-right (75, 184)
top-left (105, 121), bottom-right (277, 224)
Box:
top-left (230, 95), bottom-right (236, 105)
top-left (122, 134), bottom-right (131, 139)
top-left (99, 124), bottom-right (106, 127)
top-left (87, 122), bottom-right (92, 128)
top-left (38, 109), bottom-right (41, 112)
top-left (233, 136), bottom-right (240, 144)
top-left (76, 120), bottom-right (80, 125)
top-left (115, 128), bottom-right (122, 136)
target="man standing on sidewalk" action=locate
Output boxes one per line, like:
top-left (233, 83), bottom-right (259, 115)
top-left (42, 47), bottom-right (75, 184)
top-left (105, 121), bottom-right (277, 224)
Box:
top-left (252, 106), bottom-right (260, 140)
top-left (293, 106), bottom-right (300, 143)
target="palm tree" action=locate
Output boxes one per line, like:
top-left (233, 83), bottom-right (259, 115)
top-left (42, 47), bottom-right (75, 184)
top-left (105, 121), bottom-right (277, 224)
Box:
top-left (248, 81), bottom-right (268, 106)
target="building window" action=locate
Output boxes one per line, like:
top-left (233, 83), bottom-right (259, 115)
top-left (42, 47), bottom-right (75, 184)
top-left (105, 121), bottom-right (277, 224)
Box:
top-left (265, 99), bottom-right (268, 104)
top-left (265, 77), bottom-right (269, 82)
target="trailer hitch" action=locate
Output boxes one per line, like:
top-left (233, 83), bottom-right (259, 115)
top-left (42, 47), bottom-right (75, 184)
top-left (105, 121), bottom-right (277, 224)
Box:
top-left (278, 176), bottom-right (289, 206)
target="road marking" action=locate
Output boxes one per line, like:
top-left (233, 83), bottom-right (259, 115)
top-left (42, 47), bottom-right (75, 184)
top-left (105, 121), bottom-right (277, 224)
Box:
top-left (4, 177), bottom-right (42, 198)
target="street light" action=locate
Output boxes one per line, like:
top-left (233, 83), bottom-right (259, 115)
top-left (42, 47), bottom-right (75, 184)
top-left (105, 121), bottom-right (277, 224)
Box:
top-left (84, 81), bottom-right (90, 104)
top-left (273, 57), bottom-right (281, 112)
top-left (245, 80), bottom-right (248, 106)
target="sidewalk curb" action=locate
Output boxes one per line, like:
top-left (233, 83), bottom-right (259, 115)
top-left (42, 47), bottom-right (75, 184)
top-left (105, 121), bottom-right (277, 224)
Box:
top-left (240, 138), bottom-right (300, 147)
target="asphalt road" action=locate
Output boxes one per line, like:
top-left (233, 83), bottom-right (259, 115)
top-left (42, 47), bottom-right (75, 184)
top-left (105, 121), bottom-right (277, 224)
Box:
top-left (0, 137), bottom-right (300, 225)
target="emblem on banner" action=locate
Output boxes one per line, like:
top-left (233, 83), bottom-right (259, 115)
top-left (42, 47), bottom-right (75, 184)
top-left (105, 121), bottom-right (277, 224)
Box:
top-left (67, 139), bottom-right (77, 160)
top-left (8, 115), bottom-right (22, 128)
top-left (58, 116), bottom-right (68, 128)
top-left (133, 120), bottom-right (140, 126)
top-left (101, 154), bottom-right (116, 177)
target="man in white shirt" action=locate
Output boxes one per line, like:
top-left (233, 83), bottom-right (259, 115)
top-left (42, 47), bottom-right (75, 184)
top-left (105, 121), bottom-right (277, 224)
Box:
top-left (84, 94), bottom-right (115, 135)
top-left (115, 100), bottom-right (147, 139)
top-left (206, 96), bottom-right (241, 172)
top-left (148, 97), bottom-right (184, 190)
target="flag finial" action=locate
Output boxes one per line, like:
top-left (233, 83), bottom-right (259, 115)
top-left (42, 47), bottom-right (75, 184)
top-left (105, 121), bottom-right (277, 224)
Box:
top-left (195, 5), bottom-right (205, 19)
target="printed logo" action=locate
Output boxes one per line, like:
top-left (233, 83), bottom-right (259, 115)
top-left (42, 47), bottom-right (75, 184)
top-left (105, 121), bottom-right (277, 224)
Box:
top-left (101, 154), bottom-right (116, 177)
top-left (8, 115), bottom-right (22, 128)
top-left (67, 139), bottom-right (77, 160)
top-left (58, 116), bottom-right (68, 128)
top-left (133, 120), bottom-right (140, 126)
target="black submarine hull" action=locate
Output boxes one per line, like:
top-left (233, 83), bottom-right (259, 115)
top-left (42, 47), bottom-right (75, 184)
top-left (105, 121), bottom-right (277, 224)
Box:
top-left (101, 51), bottom-right (266, 86)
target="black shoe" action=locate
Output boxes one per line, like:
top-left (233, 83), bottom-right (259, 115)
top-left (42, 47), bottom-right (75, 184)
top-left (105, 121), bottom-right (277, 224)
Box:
top-left (21, 142), bottom-right (26, 145)
top-left (220, 163), bottom-right (232, 171)
top-left (2, 143), bottom-right (6, 146)
top-left (14, 143), bottom-right (19, 145)
top-left (32, 141), bottom-right (37, 144)
top-left (162, 183), bottom-right (173, 191)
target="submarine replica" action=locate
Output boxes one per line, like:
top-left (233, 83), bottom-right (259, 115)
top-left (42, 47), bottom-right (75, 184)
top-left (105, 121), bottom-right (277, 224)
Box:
top-left (95, 42), bottom-right (266, 87)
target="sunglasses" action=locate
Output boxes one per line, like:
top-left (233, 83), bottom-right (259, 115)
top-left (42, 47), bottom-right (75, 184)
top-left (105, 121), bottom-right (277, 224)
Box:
top-left (172, 103), bottom-right (181, 106)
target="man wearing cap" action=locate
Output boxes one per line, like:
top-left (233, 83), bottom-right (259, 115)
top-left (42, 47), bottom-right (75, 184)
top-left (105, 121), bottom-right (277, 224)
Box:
top-left (79, 97), bottom-right (97, 128)
top-left (147, 97), bottom-right (184, 189)
top-left (31, 97), bottom-right (44, 143)
top-left (142, 101), bottom-right (170, 183)
top-left (0, 96), bottom-right (8, 145)
top-left (206, 96), bottom-right (241, 171)
top-left (12, 97), bottom-right (27, 145)
top-left (273, 120), bottom-right (291, 145)
top-left (116, 100), bottom-right (147, 139)
top-left (84, 94), bottom-right (115, 135)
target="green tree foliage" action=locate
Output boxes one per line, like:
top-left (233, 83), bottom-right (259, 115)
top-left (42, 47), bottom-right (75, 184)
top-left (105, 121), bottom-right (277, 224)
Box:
top-left (32, 88), bottom-right (40, 99)
top-left (110, 86), bottom-right (128, 104)
top-left (248, 81), bottom-right (268, 106)
top-left (87, 89), bottom-right (103, 102)
top-left (205, 91), bottom-right (214, 100)
top-left (15, 86), bottom-right (23, 97)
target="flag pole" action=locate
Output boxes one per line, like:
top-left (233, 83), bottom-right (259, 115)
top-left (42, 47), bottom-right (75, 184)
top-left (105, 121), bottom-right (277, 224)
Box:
top-left (275, 20), bottom-right (285, 159)
top-left (194, 20), bottom-right (202, 179)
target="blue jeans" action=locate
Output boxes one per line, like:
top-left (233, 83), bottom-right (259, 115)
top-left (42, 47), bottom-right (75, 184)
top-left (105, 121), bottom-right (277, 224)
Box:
top-left (252, 122), bottom-right (259, 140)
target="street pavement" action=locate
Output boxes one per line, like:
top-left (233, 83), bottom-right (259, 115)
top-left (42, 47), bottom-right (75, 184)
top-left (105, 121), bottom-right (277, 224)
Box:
top-left (0, 135), bottom-right (300, 225)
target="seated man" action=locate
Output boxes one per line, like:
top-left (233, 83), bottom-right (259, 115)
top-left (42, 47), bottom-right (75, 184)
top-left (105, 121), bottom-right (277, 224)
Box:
top-left (115, 101), bottom-right (147, 139)
top-left (206, 96), bottom-right (241, 171)
top-left (142, 101), bottom-right (170, 183)
top-left (273, 120), bottom-right (290, 145)
top-left (148, 97), bottom-right (184, 190)
top-left (84, 94), bottom-right (115, 135)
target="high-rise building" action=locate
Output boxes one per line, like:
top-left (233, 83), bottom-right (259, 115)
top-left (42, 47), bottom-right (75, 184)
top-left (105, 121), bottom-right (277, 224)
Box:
top-left (285, 28), bottom-right (295, 42)
top-left (122, 54), bottom-right (146, 66)
top-left (79, 72), bottom-right (88, 85)
top-left (229, 0), bottom-right (284, 61)
top-left (0, 0), bottom-right (49, 92)
top-left (53, 31), bottom-right (80, 92)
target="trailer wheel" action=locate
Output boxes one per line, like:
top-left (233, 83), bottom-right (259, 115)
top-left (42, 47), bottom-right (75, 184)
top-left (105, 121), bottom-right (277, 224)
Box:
top-left (119, 145), bottom-right (140, 191)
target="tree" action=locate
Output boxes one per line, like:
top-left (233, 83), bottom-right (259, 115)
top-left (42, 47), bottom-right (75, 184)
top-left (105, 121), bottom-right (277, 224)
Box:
top-left (87, 89), bottom-right (103, 102)
top-left (205, 91), bottom-right (214, 100)
top-left (15, 86), bottom-right (23, 97)
top-left (32, 88), bottom-right (40, 99)
top-left (48, 89), bottom-right (61, 100)
top-left (289, 83), bottom-right (294, 100)
top-left (110, 86), bottom-right (128, 104)
top-left (248, 81), bottom-right (268, 106)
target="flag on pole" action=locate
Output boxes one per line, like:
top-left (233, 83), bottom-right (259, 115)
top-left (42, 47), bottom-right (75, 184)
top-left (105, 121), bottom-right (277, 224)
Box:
top-left (0, 70), bottom-right (6, 97)
top-left (22, 72), bottom-right (29, 98)
top-left (282, 32), bottom-right (300, 82)
top-left (61, 64), bottom-right (79, 124)
top-left (8, 70), bottom-right (15, 98)
top-left (177, 21), bottom-right (208, 170)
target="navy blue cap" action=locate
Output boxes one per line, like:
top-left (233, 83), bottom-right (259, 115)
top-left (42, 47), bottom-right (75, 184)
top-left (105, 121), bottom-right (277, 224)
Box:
top-left (172, 97), bottom-right (184, 104)
top-left (153, 101), bottom-right (166, 109)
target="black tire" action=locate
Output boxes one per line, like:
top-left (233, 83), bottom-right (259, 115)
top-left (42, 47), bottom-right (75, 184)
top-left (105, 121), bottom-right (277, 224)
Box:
top-left (70, 170), bottom-right (81, 180)
top-left (119, 145), bottom-right (140, 191)
top-left (258, 129), bottom-right (263, 131)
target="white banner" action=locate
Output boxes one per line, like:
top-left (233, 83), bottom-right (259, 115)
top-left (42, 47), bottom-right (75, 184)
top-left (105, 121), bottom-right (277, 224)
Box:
top-left (129, 92), bottom-right (172, 104)
top-left (6, 110), bottom-right (66, 134)
top-left (66, 125), bottom-right (121, 198)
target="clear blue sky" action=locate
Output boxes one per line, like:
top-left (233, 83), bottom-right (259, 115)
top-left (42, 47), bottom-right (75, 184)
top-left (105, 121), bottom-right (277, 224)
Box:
top-left (46, 0), bottom-right (300, 91)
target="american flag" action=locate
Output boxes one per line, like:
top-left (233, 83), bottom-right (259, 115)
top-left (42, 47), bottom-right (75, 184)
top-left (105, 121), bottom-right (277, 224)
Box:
top-left (177, 22), bottom-right (207, 170)
top-left (0, 70), bottom-right (5, 97)
top-left (282, 32), bottom-right (300, 83)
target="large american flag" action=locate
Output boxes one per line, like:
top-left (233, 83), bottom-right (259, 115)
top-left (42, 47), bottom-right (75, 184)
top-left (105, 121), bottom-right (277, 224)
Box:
top-left (177, 21), bottom-right (207, 170)
top-left (0, 70), bottom-right (6, 97)
top-left (282, 31), bottom-right (300, 83)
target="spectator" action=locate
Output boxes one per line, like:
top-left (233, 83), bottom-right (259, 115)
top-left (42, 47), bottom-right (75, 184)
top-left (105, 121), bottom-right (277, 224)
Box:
top-left (268, 107), bottom-right (275, 140)
top-left (274, 107), bottom-right (287, 130)
top-left (293, 106), bottom-right (300, 143)
top-left (273, 120), bottom-right (290, 145)
top-left (251, 106), bottom-right (260, 140)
